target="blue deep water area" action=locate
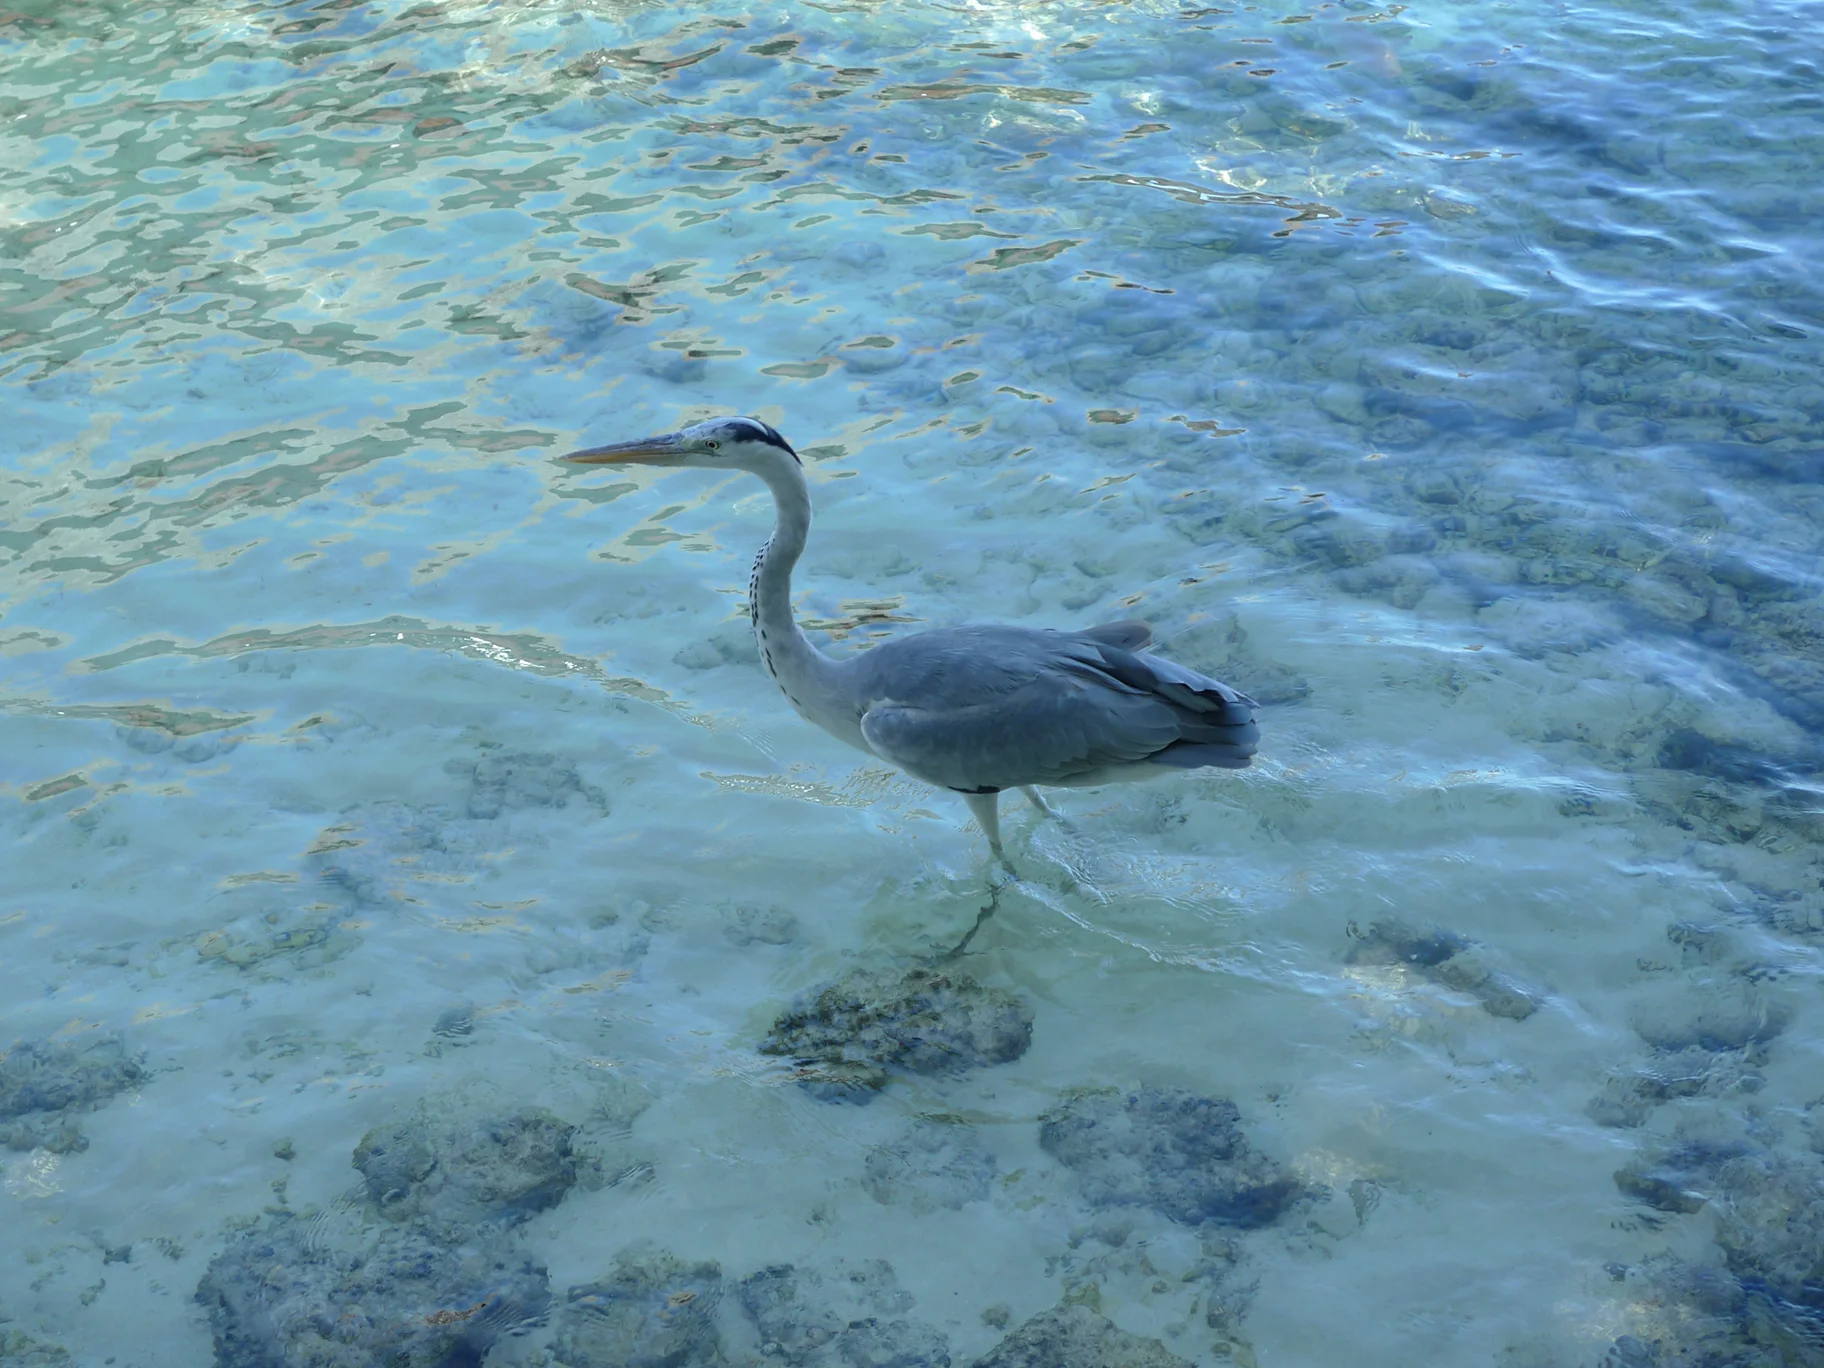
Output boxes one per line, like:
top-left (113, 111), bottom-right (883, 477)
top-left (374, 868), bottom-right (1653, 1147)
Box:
top-left (2, 0), bottom-right (1822, 1364)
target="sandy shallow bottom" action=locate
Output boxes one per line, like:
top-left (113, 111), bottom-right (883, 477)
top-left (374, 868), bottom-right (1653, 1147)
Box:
top-left (2, 0), bottom-right (1821, 1365)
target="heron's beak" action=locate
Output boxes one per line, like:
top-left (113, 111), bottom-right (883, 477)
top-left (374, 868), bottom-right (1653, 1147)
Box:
top-left (559, 432), bottom-right (686, 466)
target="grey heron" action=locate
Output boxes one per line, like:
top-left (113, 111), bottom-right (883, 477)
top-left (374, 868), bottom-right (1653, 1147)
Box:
top-left (561, 415), bottom-right (1259, 865)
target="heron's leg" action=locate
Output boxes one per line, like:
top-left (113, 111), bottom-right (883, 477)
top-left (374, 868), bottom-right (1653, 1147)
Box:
top-left (963, 791), bottom-right (1019, 879)
top-left (942, 792), bottom-right (1012, 960)
top-left (961, 791), bottom-right (1008, 866)
top-left (1020, 786), bottom-right (1061, 820)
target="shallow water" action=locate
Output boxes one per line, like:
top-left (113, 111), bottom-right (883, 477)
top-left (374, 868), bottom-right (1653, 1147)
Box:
top-left (3, 0), bottom-right (1822, 1364)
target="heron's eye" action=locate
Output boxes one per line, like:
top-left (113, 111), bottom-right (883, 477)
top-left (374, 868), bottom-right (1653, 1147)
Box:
top-left (704, 440), bottom-right (720, 451)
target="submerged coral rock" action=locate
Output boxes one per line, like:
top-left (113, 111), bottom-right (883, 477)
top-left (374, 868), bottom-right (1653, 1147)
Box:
top-left (0, 1328), bottom-right (74, 1368)
top-left (1600, 1140), bottom-right (1824, 1366)
top-left (1606, 1248), bottom-right (1821, 1368)
top-left (1656, 728), bottom-right (1799, 786)
top-left (759, 966), bottom-right (1033, 1096)
top-left (824, 1318), bottom-right (951, 1368)
top-left (431, 1002), bottom-right (477, 1042)
top-left (353, 1118), bottom-right (436, 1208)
top-left (864, 1120), bottom-right (996, 1212)
top-left (0, 1035), bottom-right (146, 1153)
top-left (673, 620), bottom-right (762, 672)
top-left (739, 1269), bottom-right (844, 1366)
top-left (353, 1106), bottom-right (578, 1233)
top-left (739, 1259), bottom-right (947, 1368)
top-left (1345, 920), bottom-right (1545, 1020)
top-left (306, 803), bottom-right (494, 912)
top-left (1585, 1051), bottom-right (1737, 1130)
top-left (1589, 965), bottom-right (1789, 1129)
top-left (457, 748), bottom-right (606, 820)
top-left (721, 903), bottom-right (799, 947)
top-left (1613, 1159), bottom-right (1712, 1215)
top-left (1630, 982), bottom-right (1790, 1054)
top-left (195, 1214), bottom-right (549, 1368)
top-left (195, 911), bottom-right (358, 973)
top-left (970, 1305), bottom-right (1190, 1368)
top-left (553, 1248), bottom-right (727, 1368)
top-left (1041, 1088), bottom-right (1301, 1229)
top-left (1711, 1151), bottom-right (1824, 1314)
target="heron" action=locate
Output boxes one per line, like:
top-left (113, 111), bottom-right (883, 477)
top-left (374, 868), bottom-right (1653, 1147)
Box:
top-left (561, 415), bottom-right (1259, 867)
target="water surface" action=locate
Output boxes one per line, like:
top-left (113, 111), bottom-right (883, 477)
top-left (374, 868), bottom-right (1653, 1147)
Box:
top-left (3, 0), bottom-right (1822, 1364)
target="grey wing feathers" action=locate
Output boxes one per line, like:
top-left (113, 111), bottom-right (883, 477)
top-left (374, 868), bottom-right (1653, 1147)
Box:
top-left (853, 625), bottom-right (1258, 792)
top-left (1076, 620), bottom-right (1153, 651)
top-left (1086, 642), bottom-right (1257, 719)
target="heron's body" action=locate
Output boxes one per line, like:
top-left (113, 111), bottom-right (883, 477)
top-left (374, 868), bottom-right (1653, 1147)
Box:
top-left (563, 416), bottom-right (1258, 862)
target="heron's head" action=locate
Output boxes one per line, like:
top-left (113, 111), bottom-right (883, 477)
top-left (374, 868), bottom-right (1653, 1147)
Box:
top-left (560, 415), bottom-right (798, 474)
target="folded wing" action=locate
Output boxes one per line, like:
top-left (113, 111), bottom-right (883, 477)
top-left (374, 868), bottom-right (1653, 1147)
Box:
top-left (851, 624), bottom-right (1257, 792)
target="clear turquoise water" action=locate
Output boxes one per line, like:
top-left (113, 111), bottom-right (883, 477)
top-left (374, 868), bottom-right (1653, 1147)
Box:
top-left (3, 0), bottom-right (1822, 1364)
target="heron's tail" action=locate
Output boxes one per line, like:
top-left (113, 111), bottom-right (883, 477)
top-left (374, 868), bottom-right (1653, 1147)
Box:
top-left (1158, 681), bottom-right (1259, 767)
top-left (1081, 642), bottom-right (1260, 768)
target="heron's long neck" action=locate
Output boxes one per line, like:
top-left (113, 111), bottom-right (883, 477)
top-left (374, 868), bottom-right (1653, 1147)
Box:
top-left (748, 459), bottom-right (844, 719)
